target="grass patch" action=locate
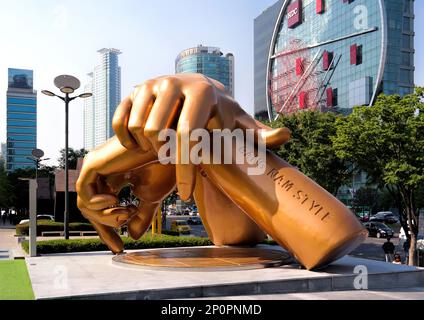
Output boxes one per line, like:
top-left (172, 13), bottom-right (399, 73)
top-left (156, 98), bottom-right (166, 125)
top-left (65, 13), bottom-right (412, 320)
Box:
top-left (0, 260), bottom-right (35, 300)
top-left (21, 234), bottom-right (213, 254)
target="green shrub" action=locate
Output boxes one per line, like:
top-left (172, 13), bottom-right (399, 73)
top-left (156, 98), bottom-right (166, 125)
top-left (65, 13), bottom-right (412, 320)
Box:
top-left (16, 221), bottom-right (94, 236)
top-left (21, 234), bottom-right (213, 254)
top-left (162, 230), bottom-right (181, 236)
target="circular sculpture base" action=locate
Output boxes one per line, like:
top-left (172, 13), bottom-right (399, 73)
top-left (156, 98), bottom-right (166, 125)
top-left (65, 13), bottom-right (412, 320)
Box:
top-left (112, 247), bottom-right (292, 271)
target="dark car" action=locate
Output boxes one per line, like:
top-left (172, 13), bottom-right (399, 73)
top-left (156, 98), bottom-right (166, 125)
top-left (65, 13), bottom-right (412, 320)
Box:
top-left (370, 212), bottom-right (399, 225)
top-left (187, 217), bottom-right (202, 225)
top-left (364, 222), bottom-right (394, 239)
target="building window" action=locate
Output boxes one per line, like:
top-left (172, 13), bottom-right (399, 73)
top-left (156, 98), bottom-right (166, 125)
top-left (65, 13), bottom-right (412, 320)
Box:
top-left (316, 0), bottom-right (325, 14)
top-left (401, 52), bottom-right (412, 66)
top-left (299, 92), bottom-right (307, 109)
top-left (296, 58), bottom-right (304, 76)
top-left (404, 0), bottom-right (412, 14)
top-left (400, 69), bottom-right (412, 84)
top-left (350, 44), bottom-right (362, 65)
top-left (403, 17), bottom-right (412, 32)
top-left (326, 87), bottom-right (333, 107)
top-left (402, 35), bottom-right (412, 49)
top-left (323, 51), bottom-right (333, 71)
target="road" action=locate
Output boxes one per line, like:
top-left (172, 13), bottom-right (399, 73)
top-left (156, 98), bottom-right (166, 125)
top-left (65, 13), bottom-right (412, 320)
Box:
top-left (350, 235), bottom-right (407, 262)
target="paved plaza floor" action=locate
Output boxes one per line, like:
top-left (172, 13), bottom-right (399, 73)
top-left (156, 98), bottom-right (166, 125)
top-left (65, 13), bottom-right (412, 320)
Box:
top-left (25, 245), bottom-right (424, 300)
top-left (0, 228), bottom-right (26, 259)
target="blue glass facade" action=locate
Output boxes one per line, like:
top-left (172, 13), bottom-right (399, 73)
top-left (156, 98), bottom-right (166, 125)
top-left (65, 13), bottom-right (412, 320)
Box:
top-left (175, 45), bottom-right (235, 97)
top-left (6, 68), bottom-right (37, 172)
top-left (254, 0), bottom-right (415, 120)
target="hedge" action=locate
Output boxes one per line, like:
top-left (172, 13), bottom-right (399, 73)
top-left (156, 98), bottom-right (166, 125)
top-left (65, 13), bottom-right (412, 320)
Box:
top-left (16, 220), bottom-right (95, 237)
top-left (21, 234), bottom-right (213, 254)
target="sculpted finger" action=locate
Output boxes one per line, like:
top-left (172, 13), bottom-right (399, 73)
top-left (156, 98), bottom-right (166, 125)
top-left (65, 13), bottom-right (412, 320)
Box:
top-left (236, 113), bottom-right (291, 149)
top-left (89, 220), bottom-right (125, 254)
top-left (127, 202), bottom-right (160, 240)
top-left (81, 206), bottom-right (139, 229)
top-left (176, 82), bottom-right (216, 201)
top-left (112, 96), bottom-right (138, 150)
top-left (144, 77), bottom-right (183, 154)
top-left (128, 82), bottom-right (157, 152)
top-left (77, 179), bottom-right (119, 211)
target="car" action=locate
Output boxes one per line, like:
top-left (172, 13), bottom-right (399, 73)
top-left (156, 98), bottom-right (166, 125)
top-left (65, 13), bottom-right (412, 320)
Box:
top-left (370, 212), bottom-right (399, 224)
top-left (189, 210), bottom-right (200, 216)
top-left (364, 222), bottom-right (395, 239)
top-left (18, 214), bottom-right (54, 225)
top-left (170, 220), bottom-right (192, 234)
top-left (37, 215), bottom-right (54, 221)
top-left (187, 217), bottom-right (202, 225)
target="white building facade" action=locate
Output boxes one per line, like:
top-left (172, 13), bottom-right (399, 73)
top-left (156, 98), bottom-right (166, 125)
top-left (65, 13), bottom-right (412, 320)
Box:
top-left (84, 48), bottom-right (122, 150)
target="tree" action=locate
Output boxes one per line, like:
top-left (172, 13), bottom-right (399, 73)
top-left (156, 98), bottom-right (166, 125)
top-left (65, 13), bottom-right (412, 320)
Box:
top-left (58, 148), bottom-right (88, 170)
top-left (0, 159), bottom-right (11, 208)
top-left (333, 89), bottom-right (424, 266)
top-left (352, 187), bottom-right (378, 215)
top-left (267, 111), bottom-right (352, 195)
top-left (6, 168), bottom-right (36, 214)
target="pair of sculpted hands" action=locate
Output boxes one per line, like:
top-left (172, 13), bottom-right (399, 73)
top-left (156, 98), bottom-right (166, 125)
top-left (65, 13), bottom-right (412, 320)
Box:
top-left (76, 74), bottom-right (290, 253)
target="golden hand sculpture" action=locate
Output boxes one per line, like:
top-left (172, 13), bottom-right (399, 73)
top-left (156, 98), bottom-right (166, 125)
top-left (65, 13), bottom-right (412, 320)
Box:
top-left (77, 74), bottom-right (367, 270)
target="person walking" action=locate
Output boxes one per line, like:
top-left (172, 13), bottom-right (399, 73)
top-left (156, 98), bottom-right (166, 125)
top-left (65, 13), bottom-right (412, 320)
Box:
top-left (382, 237), bottom-right (395, 263)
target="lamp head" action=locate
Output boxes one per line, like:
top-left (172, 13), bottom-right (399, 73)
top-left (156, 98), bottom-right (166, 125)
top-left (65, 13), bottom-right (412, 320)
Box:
top-left (31, 149), bottom-right (45, 160)
top-left (54, 75), bottom-right (81, 94)
top-left (42, 90), bottom-right (56, 97)
top-left (79, 93), bottom-right (93, 99)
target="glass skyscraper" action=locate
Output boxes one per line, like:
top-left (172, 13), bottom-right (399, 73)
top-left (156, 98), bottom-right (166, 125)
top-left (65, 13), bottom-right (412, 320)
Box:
top-left (84, 48), bottom-right (122, 150)
top-left (254, 0), bottom-right (415, 120)
top-left (175, 45), bottom-right (235, 97)
top-left (6, 68), bottom-right (37, 172)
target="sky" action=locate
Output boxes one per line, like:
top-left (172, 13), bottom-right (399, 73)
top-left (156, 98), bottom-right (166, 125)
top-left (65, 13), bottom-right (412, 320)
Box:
top-left (0, 0), bottom-right (423, 167)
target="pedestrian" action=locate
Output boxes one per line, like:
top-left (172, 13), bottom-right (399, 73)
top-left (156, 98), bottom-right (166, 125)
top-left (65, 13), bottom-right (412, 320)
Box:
top-left (1, 213), bottom-right (6, 225)
top-left (403, 238), bottom-right (410, 265)
top-left (382, 237), bottom-right (395, 263)
top-left (393, 253), bottom-right (402, 265)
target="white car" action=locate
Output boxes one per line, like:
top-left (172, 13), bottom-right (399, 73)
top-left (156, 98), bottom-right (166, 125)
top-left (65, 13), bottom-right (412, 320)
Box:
top-left (19, 215), bottom-right (54, 225)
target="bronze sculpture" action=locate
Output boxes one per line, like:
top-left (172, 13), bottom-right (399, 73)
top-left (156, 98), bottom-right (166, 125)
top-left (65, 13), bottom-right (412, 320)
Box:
top-left (76, 74), bottom-right (367, 270)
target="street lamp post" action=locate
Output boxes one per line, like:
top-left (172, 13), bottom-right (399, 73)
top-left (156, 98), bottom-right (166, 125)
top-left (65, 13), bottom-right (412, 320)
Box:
top-left (42, 75), bottom-right (92, 240)
top-left (27, 149), bottom-right (50, 182)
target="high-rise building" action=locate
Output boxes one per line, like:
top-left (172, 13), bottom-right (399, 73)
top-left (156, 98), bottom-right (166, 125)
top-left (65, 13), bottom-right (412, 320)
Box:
top-left (175, 45), bottom-right (235, 97)
top-left (6, 68), bottom-right (37, 172)
top-left (254, 0), bottom-right (415, 120)
top-left (254, 0), bottom-right (285, 120)
top-left (84, 48), bottom-right (122, 150)
top-left (83, 72), bottom-right (95, 151)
